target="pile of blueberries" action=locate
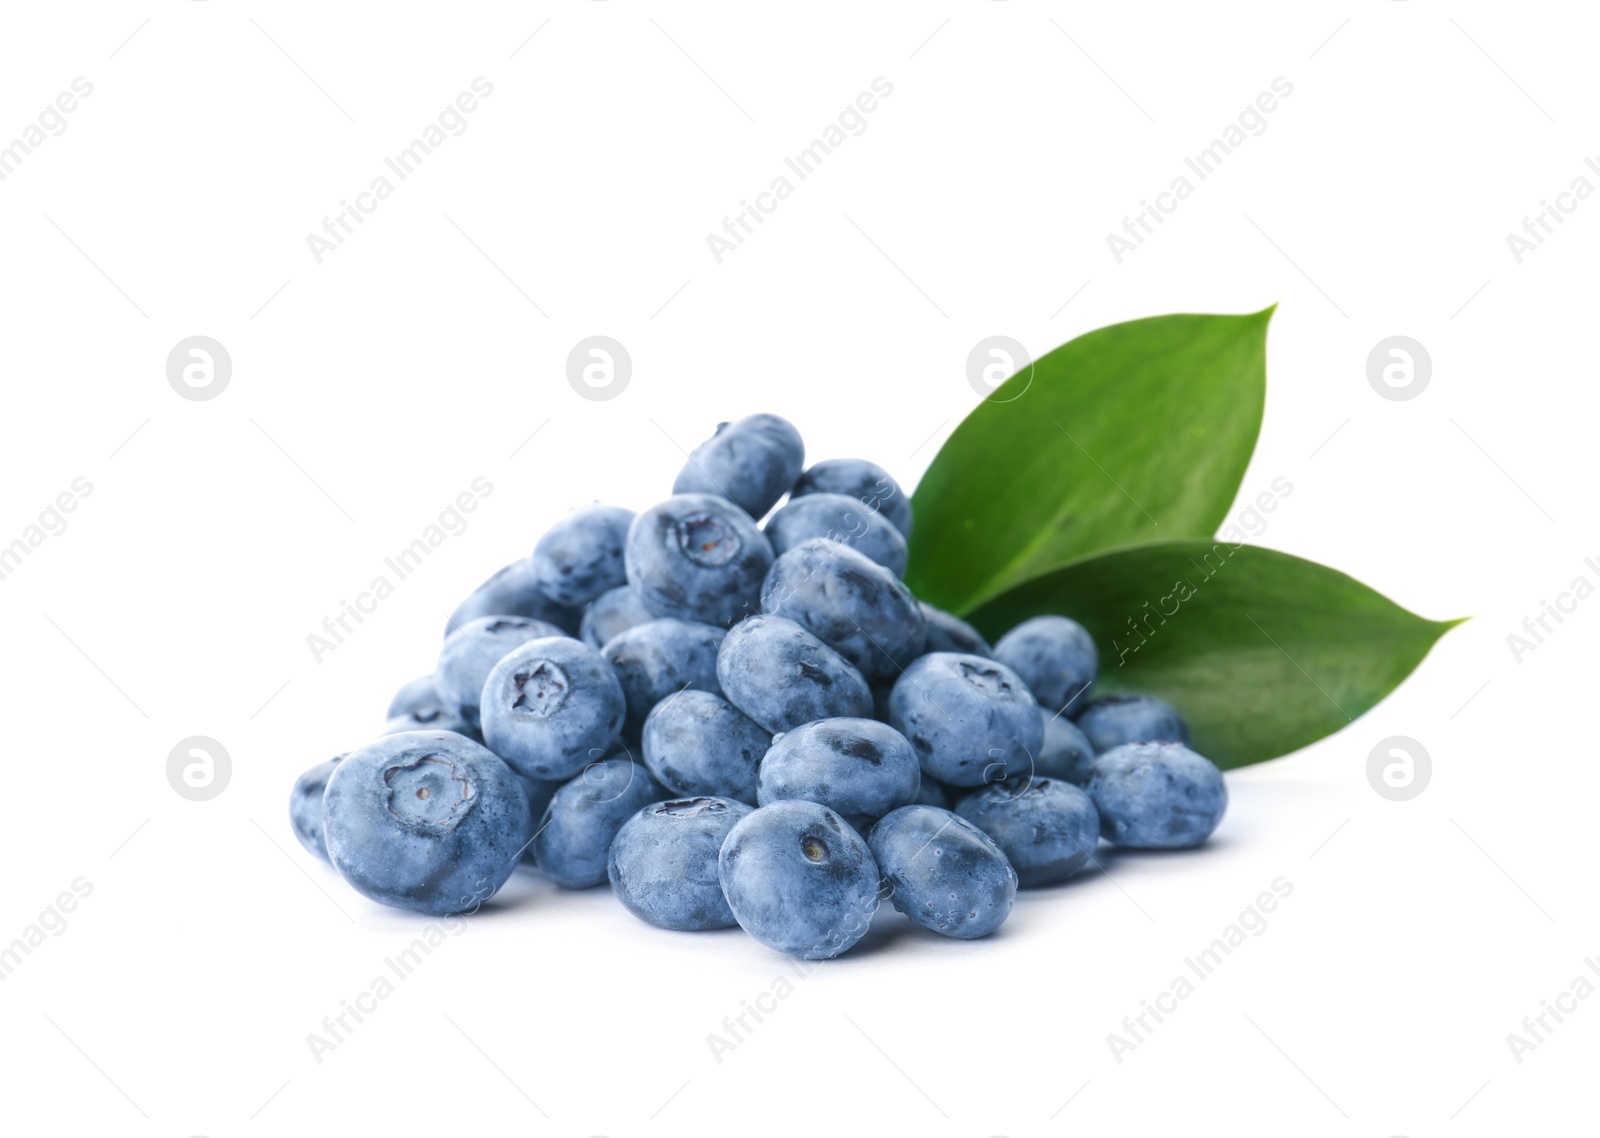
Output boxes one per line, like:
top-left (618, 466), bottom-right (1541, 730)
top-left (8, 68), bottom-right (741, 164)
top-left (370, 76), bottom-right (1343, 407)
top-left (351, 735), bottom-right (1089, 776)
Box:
top-left (289, 414), bottom-right (1227, 960)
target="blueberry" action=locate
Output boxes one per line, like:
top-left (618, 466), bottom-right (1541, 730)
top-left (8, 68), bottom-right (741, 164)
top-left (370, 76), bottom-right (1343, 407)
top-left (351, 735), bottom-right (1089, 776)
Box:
top-left (869, 805), bottom-right (1017, 938)
top-left (580, 585), bottom-right (654, 649)
top-left (1036, 713), bottom-right (1097, 785)
top-left (381, 707), bottom-right (481, 742)
top-left (601, 618), bottom-right (725, 736)
top-left (288, 755), bottom-right (343, 860)
top-left (718, 800), bottom-right (879, 959)
top-left (918, 602), bottom-right (992, 657)
top-left (761, 539), bottom-right (925, 682)
top-left (387, 675), bottom-right (442, 720)
top-left (992, 615), bottom-right (1098, 717)
top-left (532, 504), bottom-right (636, 606)
top-left (515, 773), bottom-right (561, 865)
top-left (791, 457), bottom-right (912, 537)
top-left (1088, 742), bottom-right (1227, 849)
top-left (956, 777), bottom-right (1100, 887)
top-left (911, 778), bottom-right (950, 809)
top-left (532, 758), bottom-right (665, 888)
top-left (1075, 694), bottom-right (1189, 753)
top-left (446, 558), bottom-right (582, 638)
top-left (672, 413), bottom-right (804, 520)
top-left (888, 652), bottom-right (1042, 787)
top-left (322, 731), bottom-right (531, 915)
top-left (436, 616), bottom-right (567, 720)
top-left (626, 494), bottom-right (774, 628)
top-left (641, 689), bottom-right (768, 803)
top-left (764, 493), bottom-right (908, 577)
top-left (758, 718), bottom-right (920, 821)
top-left (607, 797), bottom-right (754, 930)
top-left (716, 615), bottom-right (872, 733)
top-left (480, 637), bottom-right (626, 780)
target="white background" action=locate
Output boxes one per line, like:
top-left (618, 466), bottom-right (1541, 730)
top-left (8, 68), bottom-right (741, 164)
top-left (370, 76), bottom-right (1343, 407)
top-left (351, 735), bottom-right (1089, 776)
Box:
top-left (0, 1), bottom-right (1594, 1134)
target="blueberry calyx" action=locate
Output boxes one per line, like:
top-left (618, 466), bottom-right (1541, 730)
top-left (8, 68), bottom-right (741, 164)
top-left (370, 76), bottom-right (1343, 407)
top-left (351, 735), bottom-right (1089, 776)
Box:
top-left (383, 755), bottom-right (475, 830)
top-left (957, 659), bottom-right (1015, 697)
top-left (680, 516), bottom-right (739, 567)
top-left (511, 661), bottom-right (570, 718)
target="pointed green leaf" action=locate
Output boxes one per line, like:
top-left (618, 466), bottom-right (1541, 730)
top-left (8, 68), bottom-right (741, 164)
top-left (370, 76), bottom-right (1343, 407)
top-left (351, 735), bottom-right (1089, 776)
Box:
top-left (965, 541), bottom-right (1461, 769)
top-left (906, 310), bottom-right (1273, 614)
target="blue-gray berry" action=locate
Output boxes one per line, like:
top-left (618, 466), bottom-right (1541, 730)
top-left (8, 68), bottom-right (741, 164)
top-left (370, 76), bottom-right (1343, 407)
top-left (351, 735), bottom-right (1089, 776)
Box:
top-left (764, 493), bottom-right (908, 577)
top-left (580, 585), bottom-right (654, 649)
top-left (607, 797), bottom-right (754, 930)
top-left (387, 675), bottom-right (442, 720)
top-left (761, 539), bottom-right (925, 682)
top-left (993, 615), bottom-right (1098, 717)
top-left (533, 758), bottom-right (665, 888)
top-left (918, 602), bottom-right (991, 657)
top-left (626, 494), bottom-right (774, 628)
top-left (912, 778), bottom-right (950, 809)
top-left (532, 504), bottom-right (636, 606)
top-left (446, 558), bottom-right (582, 638)
top-left (869, 805), bottom-right (1017, 937)
top-left (888, 652), bottom-right (1042, 787)
top-left (515, 772), bottom-right (561, 865)
top-left (956, 777), bottom-right (1100, 887)
top-left (716, 615), bottom-right (873, 733)
top-left (1036, 713), bottom-right (1097, 785)
top-left (718, 800), bottom-right (879, 959)
top-left (601, 618), bottom-right (725, 736)
top-left (288, 755), bottom-right (343, 861)
top-left (1075, 694), bottom-right (1189, 754)
top-left (436, 616), bottom-right (567, 720)
top-left (791, 457), bottom-right (912, 537)
top-left (480, 636), bottom-right (626, 780)
top-left (381, 707), bottom-right (481, 742)
top-left (323, 731), bottom-right (531, 914)
top-left (672, 413), bottom-right (804, 520)
top-left (757, 718), bottom-right (921, 821)
top-left (641, 689), bottom-right (769, 803)
top-left (1088, 742), bottom-right (1226, 849)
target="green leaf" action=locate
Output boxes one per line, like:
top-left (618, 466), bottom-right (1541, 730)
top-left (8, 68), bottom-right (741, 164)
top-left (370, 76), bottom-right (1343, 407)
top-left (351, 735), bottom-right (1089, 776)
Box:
top-left (965, 541), bottom-right (1462, 769)
top-left (906, 309), bottom-right (1274, 614)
